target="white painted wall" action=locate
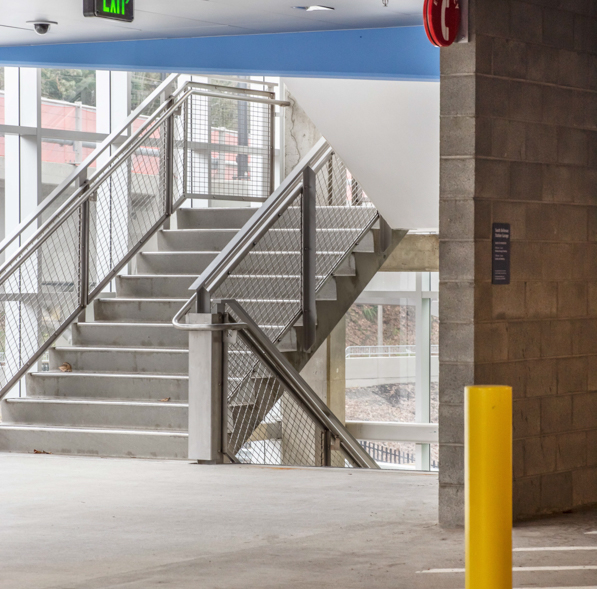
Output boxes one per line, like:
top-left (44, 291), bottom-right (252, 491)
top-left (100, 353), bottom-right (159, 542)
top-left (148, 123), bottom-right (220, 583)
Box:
top-left (282, 78), bottom-right (439, 231)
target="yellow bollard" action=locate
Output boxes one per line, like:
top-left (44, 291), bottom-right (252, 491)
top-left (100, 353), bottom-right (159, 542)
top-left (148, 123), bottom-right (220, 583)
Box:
top-left (465, 385), bottom-right (513, 589)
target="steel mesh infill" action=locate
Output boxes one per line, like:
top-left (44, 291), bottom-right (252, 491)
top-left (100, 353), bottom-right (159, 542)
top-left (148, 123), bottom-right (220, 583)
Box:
top-left (223, 305), bottom-right (355, 468)
top-left (212, 150), bottom-right (377, 349)
top-left (186, 92), bottom-right (272, 202)
top-left (0, 205), bottom-right (81, 389)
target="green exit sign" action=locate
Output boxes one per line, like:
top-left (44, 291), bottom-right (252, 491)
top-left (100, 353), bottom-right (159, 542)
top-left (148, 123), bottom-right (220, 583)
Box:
top-left (84, 0), bottom-right (134, 22)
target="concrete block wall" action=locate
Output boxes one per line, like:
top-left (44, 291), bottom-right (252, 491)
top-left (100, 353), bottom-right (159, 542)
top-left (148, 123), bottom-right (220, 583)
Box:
top-left (439, 0), bottom-right (597, 525)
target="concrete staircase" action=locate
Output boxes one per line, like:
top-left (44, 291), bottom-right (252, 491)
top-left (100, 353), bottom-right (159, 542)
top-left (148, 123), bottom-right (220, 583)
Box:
top-left (0, 206), bottom-right (402, 459)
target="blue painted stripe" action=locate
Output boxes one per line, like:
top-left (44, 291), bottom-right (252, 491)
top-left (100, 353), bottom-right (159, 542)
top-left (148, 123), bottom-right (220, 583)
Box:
top-left (0, 27), bottom-right (439, 80)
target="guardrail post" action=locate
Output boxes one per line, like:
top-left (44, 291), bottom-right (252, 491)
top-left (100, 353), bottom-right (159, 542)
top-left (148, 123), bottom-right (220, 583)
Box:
top-left (196, 287), bottom-right (211, 313)
top-left (302, 165), bottom-right (317, 352)
top-left (78, 172), bottom-right (90, 310)
top-left (187, 312), bottom-right (225, 463)
top-left (164, 101), bottom-right (175, 229)
top-left (465, 385), bottom-right (512, 589)
top-left (269, 104), bottom-right (276, 195)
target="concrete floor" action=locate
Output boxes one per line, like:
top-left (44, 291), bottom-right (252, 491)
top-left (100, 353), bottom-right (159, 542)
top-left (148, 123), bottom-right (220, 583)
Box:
top-left (2, 454), bottom-right (596, 589)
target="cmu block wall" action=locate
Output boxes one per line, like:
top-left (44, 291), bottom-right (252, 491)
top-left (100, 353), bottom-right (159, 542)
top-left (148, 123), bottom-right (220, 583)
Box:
top-left (439, 0), bottom-right (597, 525)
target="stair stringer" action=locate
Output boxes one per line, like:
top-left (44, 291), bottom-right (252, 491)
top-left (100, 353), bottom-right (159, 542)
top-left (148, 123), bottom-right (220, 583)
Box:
top-left (285, 228), bottom-right (407, 373)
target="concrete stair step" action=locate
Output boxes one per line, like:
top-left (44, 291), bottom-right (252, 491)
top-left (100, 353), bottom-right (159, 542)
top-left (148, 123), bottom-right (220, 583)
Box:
top-left (238, 252), bottom-right (354, 277)
top-left (1, 397), bottom-right (188, 431)
top-left (0, 424), bottom-right (188, 459)
top-left (158, 229), bottom-right (237, 252)
top-left (176, 207), bottom-right (256, 229)
top-left (26, 372), bottom-right (188, 401)
top-left (73, 322), bottom-right (189, 349)
top-left (261, 228), bottom-right (375, 253)
top-left (116, 275), bottom-right (196, 299)
top-left (50, 346), bottom-right (188, 375)
top-left (214, 275), bottom-right (337, 301)
top-left (94, 298), bottom-right (186, 322)
top-left (115, 274), bottom-right (338, 303)
top-left (284, 206), bottom-right (378, 229)
top-left (75, 320), bottom-right (295, 352)
top-left (136, 252), bottom-right (218, 275)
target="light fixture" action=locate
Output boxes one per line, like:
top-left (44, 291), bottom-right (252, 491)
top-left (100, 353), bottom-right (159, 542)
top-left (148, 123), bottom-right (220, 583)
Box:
top-left (293, 6), bottom-right (335, 11)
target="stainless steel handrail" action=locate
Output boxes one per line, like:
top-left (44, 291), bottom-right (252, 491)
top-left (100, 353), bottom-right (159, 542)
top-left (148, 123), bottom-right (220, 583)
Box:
top-left (225, 300), bottom-right (379, 469)
top-left (0, 85), bottom-right (286, 283)
top-left (0, 80), bottom-right (280, 400)
top-left (172, 137), bottom-right (332, 326)
top-left (0, 86), bottom-right (193, 282)
top-left (0, 73), bottom-right (180, 258)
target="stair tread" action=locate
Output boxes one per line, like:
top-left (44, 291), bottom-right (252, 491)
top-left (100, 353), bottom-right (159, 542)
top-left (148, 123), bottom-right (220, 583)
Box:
top-left (30, 371), bottom-right (188, 380)
top-left (140, 251), bottom-right (219, 255)
top-left (54, 346), bottom-right (188, 353)
top-left (0, 423), bottom-right (188, 436)
top-left (78, 322), bottom-right (182, 327)
top-left (4, 397), bottom-right (188, 407)
top-left (99, 297), bottom-right (188, 301)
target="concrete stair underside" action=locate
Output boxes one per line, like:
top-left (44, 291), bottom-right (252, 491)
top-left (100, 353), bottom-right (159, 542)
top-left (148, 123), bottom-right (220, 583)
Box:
top-left (0, 205), bottom-right (403, 459)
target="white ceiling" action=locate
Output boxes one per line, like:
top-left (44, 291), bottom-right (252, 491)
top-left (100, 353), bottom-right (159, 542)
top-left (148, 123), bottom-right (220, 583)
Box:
top-left (283, 77), bottom-right (439, 230)
top-left (0, 0), bottom-right (423, 47)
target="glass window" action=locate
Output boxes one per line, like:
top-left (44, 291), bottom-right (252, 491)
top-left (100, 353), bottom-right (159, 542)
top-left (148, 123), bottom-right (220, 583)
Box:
top-left (41, 69), bottom-right (97, 132)
top-left (346, 271), bottom-right (439, 471)
top-left (345, 300), bottom-right (417, 424)
top-left (131, 71), bottom-right (166, 113)
top-left (0, 66), bottom-right (4, 123)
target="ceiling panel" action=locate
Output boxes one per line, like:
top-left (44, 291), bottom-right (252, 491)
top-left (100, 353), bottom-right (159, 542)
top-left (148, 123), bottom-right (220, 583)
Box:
top-left (0, 0), bottom-right (424, 47)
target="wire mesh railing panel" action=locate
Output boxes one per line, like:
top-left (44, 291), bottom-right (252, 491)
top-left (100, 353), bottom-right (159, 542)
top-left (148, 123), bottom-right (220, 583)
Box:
top-left (214, 192), bottom-right (304, 340)
top-left (186, 93), bottom-right (272, 202)
top-left (313, 153), bottom-right (377, 288)
top-left (0, 206), bottom-right (82, 390)
top-left (227, 339), bottom-right (340, 468)
top-left (87, 117), bottom-right (171, 295)
top-left (222, 303), bottom-right (357, 468)
top-left (213, 152), bottom-right (377, 345)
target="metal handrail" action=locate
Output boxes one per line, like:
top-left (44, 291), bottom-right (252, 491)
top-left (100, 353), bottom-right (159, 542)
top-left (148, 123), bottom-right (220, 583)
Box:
top-left (0, 77), bottom-right (288, 264)
top-left (172, 137), bottom-right (332, 326)
top-left (0, 73), bottom-right (180, 258)
top-left (345, 344), bottom-right (440, 358)
top-left (0, 80), bottom-right (281, 400)
top-left (0, 85), bottom-right (287, 284)
top-left (173, 137), bottom-right (381, 468)
top-left (0, 86), bottom-right (192, 284)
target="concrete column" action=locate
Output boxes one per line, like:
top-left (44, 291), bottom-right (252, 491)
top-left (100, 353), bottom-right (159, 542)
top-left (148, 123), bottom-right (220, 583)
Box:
top-left (377, 305), bottom-right (384, 346)
top-left (283, 89), bottom-right (321, 177)
top-left (415, 273), bottom-right (431, 470)
top-left (326, 317), bottom-right (346, 424)
top-left (300, 317), bottom-right (346, 423)
top-left (439, 0), bottom-right (597, 525)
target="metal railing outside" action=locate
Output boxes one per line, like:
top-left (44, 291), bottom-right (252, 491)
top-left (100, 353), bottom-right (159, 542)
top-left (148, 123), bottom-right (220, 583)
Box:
top-left (0, 77), bottom-right (282, 399)
top-left (174, 138), bottom-right (380, 468)
top-left (345, 345), bottom-right (439, 358)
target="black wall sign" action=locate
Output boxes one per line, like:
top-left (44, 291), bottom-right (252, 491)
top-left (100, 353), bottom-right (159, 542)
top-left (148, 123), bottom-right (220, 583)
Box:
top-left (84, 0), bottom-right (134, 22)
top-left (492, 223), bottom-right (511, 285)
